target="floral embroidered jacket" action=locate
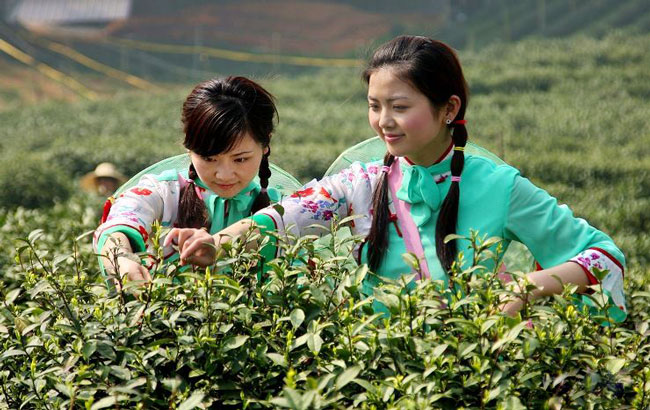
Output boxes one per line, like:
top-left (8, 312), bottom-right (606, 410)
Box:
top-left (94, 168), bottom-right (280, 266)
top-left (253, 147), bottom-right (627, 321)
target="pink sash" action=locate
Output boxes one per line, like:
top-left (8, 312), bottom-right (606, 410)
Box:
top-left (387, 160), bottom-right (431, 280)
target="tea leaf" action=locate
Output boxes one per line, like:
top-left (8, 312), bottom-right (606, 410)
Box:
top-left (290, 309), bottom-right (305, 329)
top-left (267, 353), bottom-right (287, 367)
top-left (178, 392), bottom-right (205, 410)
top-left (336, 366), bottom-right (361, 390)
top-left (223, 335), bottom-right (249, 352)
top-left (606, 357), bottom-right (626, 374)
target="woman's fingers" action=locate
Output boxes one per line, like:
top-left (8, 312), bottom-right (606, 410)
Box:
top-left (163, 228), bottom-right (177, 247)
top-left (176, 229), bottom-right (196, 251)
top-left (139, 265), bottom-right (152, 282)
top-left (180, 232), bottom-right (216, 263)
top-left (126, 262), bottom-right (151, 283)
top-left (165, 228), bottom-right (218, 266)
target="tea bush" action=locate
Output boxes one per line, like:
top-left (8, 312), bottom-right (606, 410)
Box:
top-left (1, 220), bottom-right (649, 409)
top-left (0, 153), bottom-right (72, 209)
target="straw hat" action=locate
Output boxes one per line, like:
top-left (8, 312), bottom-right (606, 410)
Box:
top-left (80, 162), bottom-right (127, 192)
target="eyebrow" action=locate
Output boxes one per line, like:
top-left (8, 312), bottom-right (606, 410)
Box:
top-left (367, 96), bottom-right (410, 102)
top-left (230, 150), bottom-right (254, 156)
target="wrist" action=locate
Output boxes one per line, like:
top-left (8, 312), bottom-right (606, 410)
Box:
top-left (510, 273), bottom-right (545, 301)
top-left (525, 271), bottom-right (555, 299)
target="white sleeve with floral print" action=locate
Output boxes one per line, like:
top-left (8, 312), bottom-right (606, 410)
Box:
top-left (93, 175), bottom-right (180, 250)
top-left (570, 248), bottom-right (626, 313)
top-left (256, 161), bottom-right (383, 239)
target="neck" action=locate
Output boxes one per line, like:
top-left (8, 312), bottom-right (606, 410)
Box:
top-left (405, 135), bottom-right (454, 166)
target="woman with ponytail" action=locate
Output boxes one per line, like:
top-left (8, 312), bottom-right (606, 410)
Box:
top-left (95, 76), bottom-right (280, 284)
top-left (169, 36), bottom-right (626, 321)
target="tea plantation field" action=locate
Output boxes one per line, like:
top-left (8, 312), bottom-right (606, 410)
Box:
top-left (1, 32), bottom-right (649, 408)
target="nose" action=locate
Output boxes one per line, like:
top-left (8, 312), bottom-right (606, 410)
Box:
top-left (214, 163), bottom-right (235, 181)
top-left (378, 108), bottom-right (395, 130)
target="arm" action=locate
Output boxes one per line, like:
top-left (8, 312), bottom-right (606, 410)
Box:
top-left (93, 175), bottom-right (171, 282)
top-left (500, 262), bottom-right (588, 316)
top-left (501, 174), bottom-right (626, 317)
top-left (99, 232), bottom-right (152, 286)
top-left (165, 161), bottom-right (381, 266)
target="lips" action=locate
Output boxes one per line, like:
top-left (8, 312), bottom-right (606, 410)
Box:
top-left (383, 134), bottom-right (404, 143)
top-left (216, 183), bottom-right (237, 190)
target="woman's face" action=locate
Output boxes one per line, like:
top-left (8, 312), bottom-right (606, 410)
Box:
top-left (368, 67), bottom-right (453, 166)
top-left (190, 132), bottom-right (266, 198)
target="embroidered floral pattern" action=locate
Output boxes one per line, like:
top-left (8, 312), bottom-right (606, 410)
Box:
top-left (298, 199), bottom-right (338, 221)
top-left (570, 248), bottom-right (626, 312)
top-left (138, 225), bottom-right (149, 243)
top-left (291, 187), bottom-right (315, 198)
top-left (319, 187), bottom-right (337, 203)
top-left (131, 187), bottom-right (153, 196)
top-left (573, 250), bottom-right (609, 283)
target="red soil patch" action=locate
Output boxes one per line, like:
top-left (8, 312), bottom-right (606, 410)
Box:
top-left (106, 1), bottom-right (395, 56)
top-left (0, 61), bottom-right (79, 109)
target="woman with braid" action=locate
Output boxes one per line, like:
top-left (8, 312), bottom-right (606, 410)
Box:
top-left (167, 36), bottom-right (626, 320)
top-left (95, 76), bottom-right (280, 284)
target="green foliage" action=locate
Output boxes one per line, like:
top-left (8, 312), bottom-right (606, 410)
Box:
top-left (0, 152), bottom-right (72, 209)
top-left (1, 221), bottom-right (650, 408)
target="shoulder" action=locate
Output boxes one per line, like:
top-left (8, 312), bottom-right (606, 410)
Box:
top-left (332, 159), bottom-right (384, 191)
top-left (464, 154), bottom-right (520, 182)
top-left (119, 169), bottom-right (186, 199)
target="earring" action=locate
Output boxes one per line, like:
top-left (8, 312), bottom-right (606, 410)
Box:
top-left (445, 119), bottom-right (452, 125)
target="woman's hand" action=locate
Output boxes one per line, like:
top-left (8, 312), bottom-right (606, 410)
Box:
top-left (114, 254), bottom-right (152, 285)
top-left (164, 220), bottom-right (259, 267)
top-left (164, 228), bottom-right (218, 267)
top-left (499, 290), bottom-right (528, 317)
top-left (100, 232), bottom-right (151, 291)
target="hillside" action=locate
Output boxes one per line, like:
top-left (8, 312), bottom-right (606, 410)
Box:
top-left (2, 0), bottom-right (650, 106)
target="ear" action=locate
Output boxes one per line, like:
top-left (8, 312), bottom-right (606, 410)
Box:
top-left (263, 146), bottom-right (270, 156)
top-left (445, 95), bottom-right (462, 121)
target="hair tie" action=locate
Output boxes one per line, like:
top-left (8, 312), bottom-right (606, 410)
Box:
top-left (381, 165), bottom-right (391, 174)
top-left (453, 146), bottom-right (465, 152)
top-left (451, 176), bottom-right (461, 182)
top-left (453, 119), bottom-right (467, 126)
top-left (260, 187), bottom-right (268, 194)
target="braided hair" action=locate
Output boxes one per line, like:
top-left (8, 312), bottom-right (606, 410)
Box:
top-left (178, 76), bottom-right (278, 228)
top-left (363, 36), bottom-right (469, 273)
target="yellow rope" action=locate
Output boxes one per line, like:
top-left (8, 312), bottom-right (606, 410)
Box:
top-left (42, 39), bottom-right (158, 91)
top-left (0, 37), bottom-right (98, 100)
top-left (106, 37), bottom-right (362, 68)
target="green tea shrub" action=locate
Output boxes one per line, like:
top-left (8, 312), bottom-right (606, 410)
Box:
top-left (0, 153), bottom-right (72, 209)
top-left (1, 220), bottom-right (649, 409)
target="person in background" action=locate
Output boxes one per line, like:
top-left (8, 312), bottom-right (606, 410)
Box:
top-left (80, 162), bottom-right (127, 196)
top-left (94, 76), bottom-right (280, 285)
top-left (165, 36), bottom-right (626, 321)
